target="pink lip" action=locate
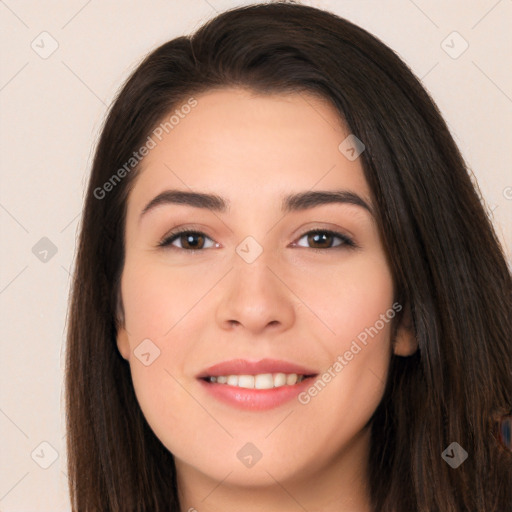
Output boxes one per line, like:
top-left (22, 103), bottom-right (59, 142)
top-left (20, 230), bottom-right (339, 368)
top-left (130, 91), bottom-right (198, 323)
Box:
top-left (197, 376), bottom-right (316, 411)
top-left (196, 358), bottom-right (318, 411)
top-left (196, 358), bottom-right (318, 378)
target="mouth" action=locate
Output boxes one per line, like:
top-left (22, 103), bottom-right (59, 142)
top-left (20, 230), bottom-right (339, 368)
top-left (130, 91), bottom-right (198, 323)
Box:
top-left (199, 372), bottom-right (317, 389)
top-left (196, 358), bottom-right (318, 410)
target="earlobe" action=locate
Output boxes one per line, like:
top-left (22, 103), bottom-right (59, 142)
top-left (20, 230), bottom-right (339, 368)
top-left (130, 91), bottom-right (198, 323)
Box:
top-left (116, 327), bottom-right (131, 361)
top-left (392, 303), bottom-right (418, 356)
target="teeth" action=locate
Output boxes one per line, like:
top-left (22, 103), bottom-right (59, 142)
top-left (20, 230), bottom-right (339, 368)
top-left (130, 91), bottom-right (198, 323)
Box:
top-left (206, 373), bottom-right (306, 389)
top-left (238, 375), bottom-right (254, 388)
top-left (273, 373), bottom-right (286, 387)
top-left (227, 375), bottom-right (238, 386)
top-left (286, 373), bottom-right (298, 385)
top-left (255, 374), bottom-right (273, 388)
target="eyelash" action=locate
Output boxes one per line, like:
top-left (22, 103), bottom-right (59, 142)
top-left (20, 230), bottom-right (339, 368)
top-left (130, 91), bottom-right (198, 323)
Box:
top-left (157, 228), bottom-right (357, 252)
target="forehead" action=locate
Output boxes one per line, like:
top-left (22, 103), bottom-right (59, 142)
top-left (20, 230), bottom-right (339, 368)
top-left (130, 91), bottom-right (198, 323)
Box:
top-left (126, 87), bottom-right (371, 213)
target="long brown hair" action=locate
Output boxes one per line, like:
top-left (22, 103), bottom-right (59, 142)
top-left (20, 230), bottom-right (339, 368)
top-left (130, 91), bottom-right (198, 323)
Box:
top-left (65, 2), bottom-right (512, 510)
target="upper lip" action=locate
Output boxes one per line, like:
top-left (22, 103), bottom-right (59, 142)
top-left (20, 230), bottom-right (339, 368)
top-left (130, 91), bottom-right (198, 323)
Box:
top-left (196, 358), bottom-right (318, 379)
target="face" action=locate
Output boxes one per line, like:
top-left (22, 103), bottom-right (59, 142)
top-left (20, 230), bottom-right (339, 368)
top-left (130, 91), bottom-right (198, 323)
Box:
top-left (116, 87), bottom-right (415, 491)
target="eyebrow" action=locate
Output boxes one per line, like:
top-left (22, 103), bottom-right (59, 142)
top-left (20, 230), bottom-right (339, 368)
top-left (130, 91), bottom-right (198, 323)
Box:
top-left (139, 188), bottom-right (373, 222)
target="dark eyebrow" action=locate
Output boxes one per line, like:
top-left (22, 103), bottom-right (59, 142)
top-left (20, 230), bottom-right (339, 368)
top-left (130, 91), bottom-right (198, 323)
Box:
top-left (282, 190), bottom-right (373, 216)
top-left (139, 188), bottom-right (373, 222)
top-left (139, 190), bottom-right (229, 222)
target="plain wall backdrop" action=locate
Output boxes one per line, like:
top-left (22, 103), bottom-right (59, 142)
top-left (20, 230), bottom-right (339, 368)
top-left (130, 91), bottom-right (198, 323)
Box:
top-left (0, 0), bottom-right (511, 510)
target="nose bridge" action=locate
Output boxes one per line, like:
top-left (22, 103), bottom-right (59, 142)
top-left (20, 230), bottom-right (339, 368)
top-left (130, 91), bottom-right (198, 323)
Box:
top-left (214, 233), bottom-right (295, 333)
top-left (231, 232), bottom-right (279, 301)
top-left (235, 233), bottom-right (269, 266)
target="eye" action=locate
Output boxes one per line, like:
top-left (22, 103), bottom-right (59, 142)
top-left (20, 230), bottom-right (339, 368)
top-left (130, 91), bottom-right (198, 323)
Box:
top-left (158, 228), bottom-right (356, 252)
top-left (158, 229), bottom-right (216, 251)
top-left (293, 229), bottom-right (356, 250)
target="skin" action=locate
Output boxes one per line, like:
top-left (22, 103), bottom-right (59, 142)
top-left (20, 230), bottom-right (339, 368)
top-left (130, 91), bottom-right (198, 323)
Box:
top-left (116, 87), bottom-right (416, 512)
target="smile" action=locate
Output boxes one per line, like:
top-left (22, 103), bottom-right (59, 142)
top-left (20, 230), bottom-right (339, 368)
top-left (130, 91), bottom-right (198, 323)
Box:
top-left (202, 372), bottom-right (310, 389)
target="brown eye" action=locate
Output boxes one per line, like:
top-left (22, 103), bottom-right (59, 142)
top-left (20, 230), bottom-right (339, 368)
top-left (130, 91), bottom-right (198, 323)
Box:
top-left (178, 232), bottom-right (205, 250)
top-left (307, 232), bottom-right (334, 249)
top-left (296, 230), bottom-right (355, 250)
top-left (159, 230), bottom-right (215, 251)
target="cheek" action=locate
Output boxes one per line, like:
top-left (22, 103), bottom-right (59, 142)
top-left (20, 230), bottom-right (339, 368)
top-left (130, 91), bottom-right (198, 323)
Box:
top-left (119, 257), bottom-right (214, 449)
top-left (290, 251), bottom-right (395, 342)
top-left (295, 326), bottom-right (391, 469)
top-left (292, 254), bottom-right (395, 431)
top-left (120, 255), bottom-right (209, 337)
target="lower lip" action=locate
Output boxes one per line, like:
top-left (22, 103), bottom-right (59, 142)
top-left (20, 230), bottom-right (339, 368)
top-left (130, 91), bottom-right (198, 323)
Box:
top-left (197, 377), bottom-right (316, 411)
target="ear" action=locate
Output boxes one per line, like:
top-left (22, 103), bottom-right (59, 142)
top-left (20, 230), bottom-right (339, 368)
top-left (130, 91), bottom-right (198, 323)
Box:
top-left (392, 303), bottom-right (418, 356)
top-left (116, 326), bottom-right (131, 361)
top-left (114, 289), bottom-right (130, 360)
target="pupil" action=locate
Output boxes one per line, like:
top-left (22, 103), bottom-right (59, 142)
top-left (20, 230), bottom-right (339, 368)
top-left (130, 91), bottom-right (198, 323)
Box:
top-left (185, 233), bottom-right (202, 249)
top-left (309, 232), bottom-right (330, 248)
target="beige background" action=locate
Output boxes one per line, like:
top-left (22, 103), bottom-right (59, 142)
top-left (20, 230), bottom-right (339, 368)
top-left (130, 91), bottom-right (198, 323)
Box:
top-left (0, 0), bottom-right (511, 510)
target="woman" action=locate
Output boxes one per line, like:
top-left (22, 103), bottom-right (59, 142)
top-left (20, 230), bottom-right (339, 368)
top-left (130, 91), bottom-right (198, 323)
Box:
top-left (65, 2), bottom-right (512, 510)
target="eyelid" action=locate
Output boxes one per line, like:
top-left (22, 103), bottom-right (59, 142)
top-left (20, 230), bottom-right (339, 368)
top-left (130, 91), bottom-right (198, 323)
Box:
top-left (294, 224), bottom-right (356, 243)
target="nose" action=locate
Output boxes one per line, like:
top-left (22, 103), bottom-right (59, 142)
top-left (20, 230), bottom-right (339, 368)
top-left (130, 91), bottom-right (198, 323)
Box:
top-left (214, 253), bottom-right (296, 336)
